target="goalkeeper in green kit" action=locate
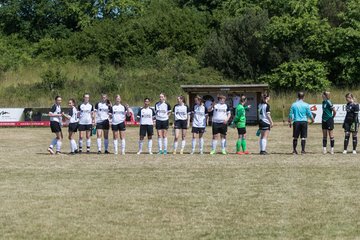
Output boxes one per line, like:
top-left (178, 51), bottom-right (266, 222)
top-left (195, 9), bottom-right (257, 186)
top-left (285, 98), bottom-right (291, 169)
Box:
top-left (232, 95), bottom-right (250, 155)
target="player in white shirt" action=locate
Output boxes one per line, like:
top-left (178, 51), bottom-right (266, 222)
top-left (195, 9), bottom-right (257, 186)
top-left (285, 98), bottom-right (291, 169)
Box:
top-left (94, 94), bottom-right (111, 154)
top-left (63, 99), bottom-right (79, 155)
top-left (48, 96), bottom-right (64, 155)
top-left (208, 95), bottom-right (231, 155)
top-left (137, 98), bottom-right (156, 154)
top-left (155, 93), bottom-right (171, 155)
top-left (191, 96), bottom-right (208, 154)
top-left (110, 95), bottom-right (130, 155)
top-left (258, 93), bottom-right (274, 155)
top-left (78, 93), bottom-right (95, 153)
top-left (172, 96), bottom-right (191, 154)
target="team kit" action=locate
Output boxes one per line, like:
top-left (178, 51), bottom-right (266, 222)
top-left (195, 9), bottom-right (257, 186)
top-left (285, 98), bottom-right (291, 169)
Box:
top-left (47, 91), bottom-right (359, 156)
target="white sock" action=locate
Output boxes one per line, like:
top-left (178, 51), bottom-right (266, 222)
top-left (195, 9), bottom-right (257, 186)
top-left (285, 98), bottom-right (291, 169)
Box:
top-left (181, 140), bottom-right (186, 150)
top-left (121, 139), bottom-right (126, 153)
top-left (148, 139), bottom-right (153, 152)
top-left (200, 138), bottom-right (204, 151)
top-left (70, 139), bottom-right (77, 152)
top-left (79, 139), bottom-right (83, 149)
top-left (49, 138), bottom-right (57, 149)
top-left (113, 139), bottom-right (118, 153)
top-left (174, 141), bottom-right (178, 151)
top-left (104, 139), bottom-right (109, 151)
top-left (192, 138), bottom-right (196, 151)
top-left (164, 137), bottom-right (168, 151)
top-left (158, 138), bottom-right (163, 151)
top-left (56, 139), bottom-right (62, 152)
top-left (138, 140), bottom-right (144, 152)
top-left (212, 140), bottom-right (218, 150)
top-left (221, 139), bottom-right (226, 150)
top-left (86, 139), bottom-right (91, 149)
top-left (259, 139), bottom-right (263, 151)
top-left (262, 139), bottom-right (267, 151)
top-left (97, 138), bottom-right (102, 151)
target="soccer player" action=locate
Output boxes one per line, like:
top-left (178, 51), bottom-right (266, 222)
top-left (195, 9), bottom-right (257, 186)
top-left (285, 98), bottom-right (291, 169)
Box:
top-left (208, 95), bottom-right (231, 155)
top-left (155, 93), bottom-right (171, 155)
top-left (191, 95), bottom-right (208, 154)
top-left (48, 96), bottom-right (63, 155)
top-left (343, 93), bottom-right (359, 154)
top-left (137, 98), bottom-right (156, 154)
top-left (258, 93), bottom-right (274, 155)
top-left (63, 99), bottom-right (79, 155)
top-left (172, 96), bottom-right (191, 154)
top-left (233, 95), bottom-right (251, 155)
top-left (110, 95), bottom-right (129, 155)
top-left (94, 94), bottom-right (111, 154)
top-left (322, 91), bottom-right (336, 154)
top-left (78, 93), bottom-right (95, 154)
top-left (288, 92), bottom-right (314, 155)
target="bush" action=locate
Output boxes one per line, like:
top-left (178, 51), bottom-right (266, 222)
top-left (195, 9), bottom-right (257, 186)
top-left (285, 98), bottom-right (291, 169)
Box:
top-left (38, 69), bottom-right (67, 93)
top-left (262, 59), bottom-right (330, 92)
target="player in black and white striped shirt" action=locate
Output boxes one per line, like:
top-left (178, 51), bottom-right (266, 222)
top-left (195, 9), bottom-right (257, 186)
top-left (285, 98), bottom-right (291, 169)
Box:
top-left (172, 96), bottom-right (191, 154)
top-left (191, 96), bottom-right (208, 154)
top-left (94, 94), bottom-right (111, 154)
top-left (63, 99), bottom-right (79, 155)
top-left (48, 96), bottom-right (64, 154)
top-left (110, 95), bottom-right (130, 155)
top-left (208, 95), bottom-right (231, 155)
top-left (155, 93), bottom-right (171, 155)
top-left (78, 93), bottom-right (95, 153)
top-left (137, 98), bottom-right (156, 154)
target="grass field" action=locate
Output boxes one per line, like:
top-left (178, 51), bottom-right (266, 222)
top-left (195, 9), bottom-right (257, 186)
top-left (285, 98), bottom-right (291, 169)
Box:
top-left (1, 124), bottom-right (360, 239)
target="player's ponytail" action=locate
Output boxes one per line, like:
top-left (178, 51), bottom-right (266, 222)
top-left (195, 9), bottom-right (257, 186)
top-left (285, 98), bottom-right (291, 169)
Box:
top-left (261, 93), bottom-right (269, 104)
top-left (345, 93), bottom-right (356, 103)
top-left (194, 95), bottom-right (204, 105)
top-left (322, 91), bottom-right (330, 100)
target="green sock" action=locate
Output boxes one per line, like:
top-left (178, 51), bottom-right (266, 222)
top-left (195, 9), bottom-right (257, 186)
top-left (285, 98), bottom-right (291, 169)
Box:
top-left (241, 138), bottom-right (247, 151)
top-left (236, 139), bottom-right (242, 152)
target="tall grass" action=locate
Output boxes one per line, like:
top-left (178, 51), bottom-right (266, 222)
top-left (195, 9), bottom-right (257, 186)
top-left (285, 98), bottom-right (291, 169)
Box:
top-left (1, 61), bottom-right (359, 121)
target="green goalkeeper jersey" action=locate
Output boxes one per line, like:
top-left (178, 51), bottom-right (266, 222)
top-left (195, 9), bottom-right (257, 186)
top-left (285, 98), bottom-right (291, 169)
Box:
top-left (233, 104), bottom-right (247, 128)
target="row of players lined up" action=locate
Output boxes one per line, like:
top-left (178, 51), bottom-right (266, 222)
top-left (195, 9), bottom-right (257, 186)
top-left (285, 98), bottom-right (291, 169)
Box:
top-left (47, 91), bottom-right (359, 155)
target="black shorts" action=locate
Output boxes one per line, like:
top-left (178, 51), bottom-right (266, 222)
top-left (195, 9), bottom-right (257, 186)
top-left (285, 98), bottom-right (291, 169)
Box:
top-left (50, 121), bottom-right (61, 133)
top-left (156, 120), bottom-right (169, 130)
top-left (174, 120), bottom-right (188, 129)
top-left (112, 122), bottom-right (126, 131)
top-left (140, 125), bottom-right (154, 137)
top-left (259, 120), bottom-right (271, 131)
top-left (343, 122), bottom-right (359, 132)
top-left (78, 124), bottom-right (92, 131)
top-left (293, 121), bottom-right (308, 138)
top-left (322, 118), bottom-right (334, 130)
top-left (212, 122), bottom-right (228, 135)
top-left (68, 122), bottom-right (78, 133)
top-left (237, 127), bottom-right (246, 135)
top-left (96, 120), bottom-right (110, 130)
top-left (192, 127), bottom-right (206, 134)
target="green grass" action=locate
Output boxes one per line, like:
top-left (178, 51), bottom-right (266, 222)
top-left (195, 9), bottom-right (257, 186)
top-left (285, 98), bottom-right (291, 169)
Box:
top-left (1, 125), bottom-right (360, 239)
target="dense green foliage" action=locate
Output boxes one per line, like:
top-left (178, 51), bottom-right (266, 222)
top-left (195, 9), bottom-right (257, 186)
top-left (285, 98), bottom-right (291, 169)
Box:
top-left (0, 0), bottom-right (360, 105)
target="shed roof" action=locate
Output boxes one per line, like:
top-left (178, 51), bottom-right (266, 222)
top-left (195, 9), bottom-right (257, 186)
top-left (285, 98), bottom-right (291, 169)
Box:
top-left (181, 84), bottom-right (269, 93)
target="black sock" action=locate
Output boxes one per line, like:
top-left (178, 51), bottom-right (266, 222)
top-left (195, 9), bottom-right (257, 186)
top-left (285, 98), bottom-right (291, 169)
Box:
top-left (344, 135), bottom-right (350, 150)
top-left (353, 136), bottom-right (358, 151)
top-left (323, 138), bottom-right (327, 148)
top-left (293, 139), bottom-right (298, 151)
top-left (301, 139), bottom-right (306, 152)
top-left (330, 137), bottom-right (335, 148)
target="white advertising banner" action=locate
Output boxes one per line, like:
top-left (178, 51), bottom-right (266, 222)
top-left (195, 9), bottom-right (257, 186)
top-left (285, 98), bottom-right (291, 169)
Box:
top-left (0, 108), bottom-right (25, 122)
top-left (309, 104), bottom-right (358, 124)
